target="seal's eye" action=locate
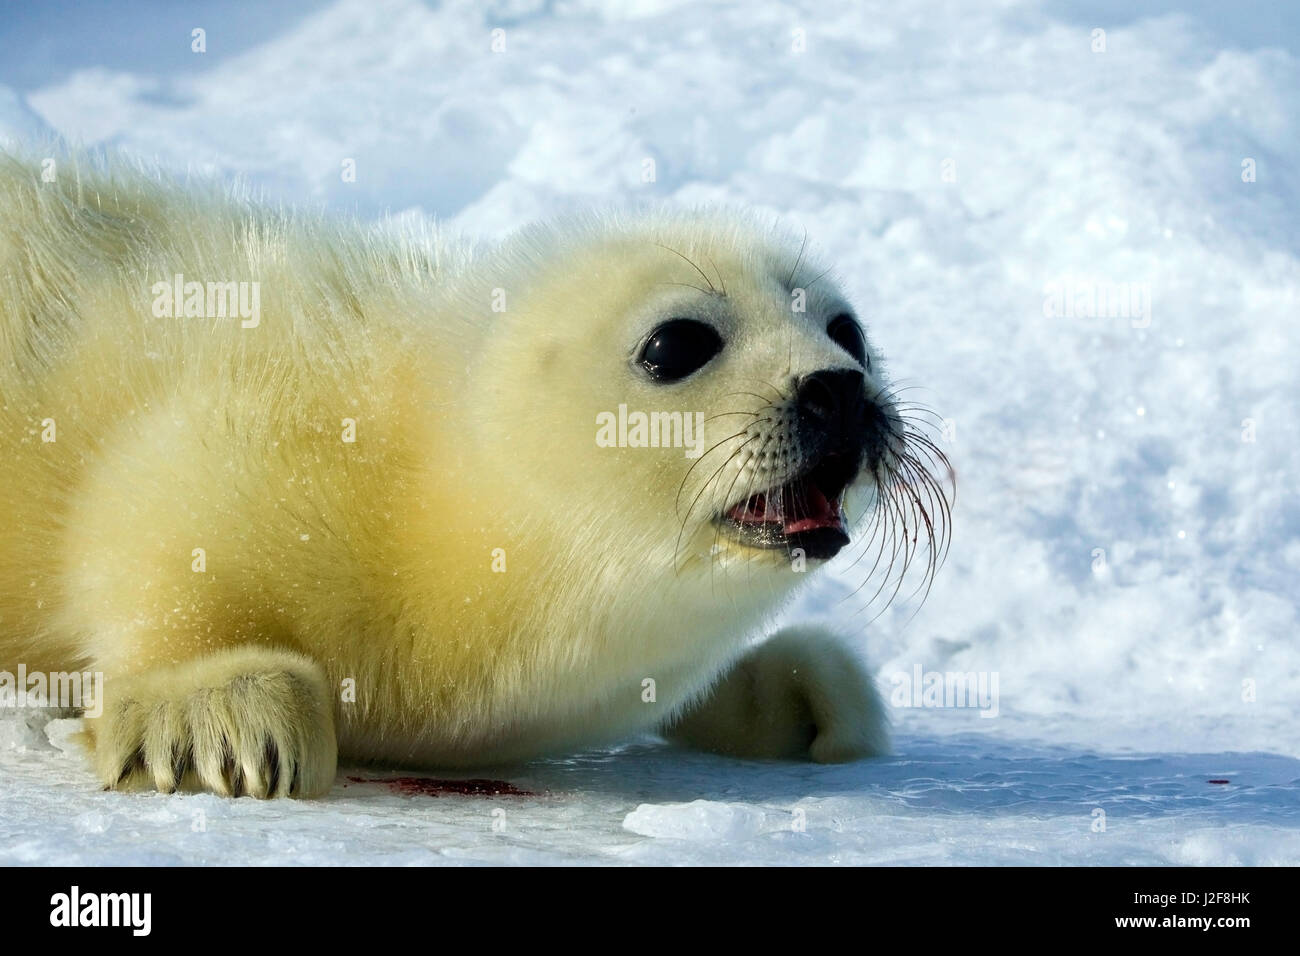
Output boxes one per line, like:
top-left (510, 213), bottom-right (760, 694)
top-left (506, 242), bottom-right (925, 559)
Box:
top-left (827, 313), bottom-right (869, 370)
top-left (639, 319), bottom-right (723, 382)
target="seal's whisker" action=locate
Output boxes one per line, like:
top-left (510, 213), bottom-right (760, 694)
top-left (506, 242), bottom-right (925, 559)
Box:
top-left (674, 442), bottom-right (750, 575)
top-left (838, 430), bottom-right (946, 622)
top-left (836, 482), bottom-right (890, 578)
top-left (757, 378), bottom-right (789, 404)
top-left (719, 429), bottom-right (782, 589)
top-left (848, 476), bottom-right (905, 600)
top-left (734, 377), bottom-right (789, 403)
top-left (833, 519), bottom-right (887, 612)
top-left (900, 432), bottom-right (957, 509)
top-left (719, 389), bottom-right (780, 405)
top-left (681, 435), bottom-right (754, 528)
top-left (702, 251), bottom-right (727, 298)
top-left (709, 444), bottom-right (753, 595)
top-left (849, 487), bottom-right (909, 616)
top-left (900, 448), bottom-right (953, 508)
top-left (653, 242), bottom-right (718, 296)
top-left (906, 434), bottom-right (948, 461)
top-left (713, 430), bottom-right (772, 592)
top-left (674, 425), bottom-right (764, 516)
top-left (894, 407), bottom-right (948, 428)
top-left (891, 457), bottom-right (940, 608)
top-left (701, 410), bottom-right (761, 423)
top-left (801, 265), bottom-right (834, 292)
top-left (786, 229), bottom-right (809, 289)
top-left (875, 487), bottom-right (923, 618)
top-left (904, 450), bottom-right (952, 558)
top-left (879, 379), bottom-right (935, 397)
top-left (658, 280), bottom-right (717, 297)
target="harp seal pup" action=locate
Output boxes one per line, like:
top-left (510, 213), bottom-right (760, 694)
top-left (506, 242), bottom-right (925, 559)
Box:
top-left (0, 153), bottom-right (946, 798)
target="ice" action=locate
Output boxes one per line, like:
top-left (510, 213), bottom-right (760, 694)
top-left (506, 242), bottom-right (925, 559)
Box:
top-left (623, 800), bottom-right (773, 841)
top-left (0, 711), bottom-right (55, 752)
top-left (2, 725), bottom-right (1297, 865)
top-left (0, 0), bottom-right (1297, 864)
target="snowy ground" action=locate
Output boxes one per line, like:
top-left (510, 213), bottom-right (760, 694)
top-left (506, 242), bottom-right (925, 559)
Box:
top-left (1, 0), bottom-right (1298, 865)
top-left (3, 713), bottom-right (1297, 865)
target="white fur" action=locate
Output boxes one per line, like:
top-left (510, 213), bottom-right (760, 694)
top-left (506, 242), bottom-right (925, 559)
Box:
top-left (666, 626), bottom-right (890, 762)
top-left (0, 151), bottom-right (890, 796)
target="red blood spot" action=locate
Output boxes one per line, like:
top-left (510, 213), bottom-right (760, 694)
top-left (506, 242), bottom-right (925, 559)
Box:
top-left (1207, 779), bottom-right (1230, 785)
top-left (346, 775), bottom-right (533, 797)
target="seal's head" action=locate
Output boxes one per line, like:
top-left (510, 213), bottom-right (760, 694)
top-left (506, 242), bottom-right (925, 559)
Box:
top-left (464, 211), bottom-right (951, 609)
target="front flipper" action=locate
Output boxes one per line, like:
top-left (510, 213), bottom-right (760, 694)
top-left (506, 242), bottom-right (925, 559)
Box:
top-left (663, 625), bottom-right (889, 762)
top-left (86, 646), bottom-right (337, 798)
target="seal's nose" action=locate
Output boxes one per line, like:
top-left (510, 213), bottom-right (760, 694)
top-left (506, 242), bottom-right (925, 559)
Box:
top-left (795, 368), bottom-right (866, 435)
top-left (795, 368), bottom-right (891, 467)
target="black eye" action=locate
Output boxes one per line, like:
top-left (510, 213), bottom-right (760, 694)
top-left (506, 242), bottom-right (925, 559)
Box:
top-left (827, 313), bottom-right (868, 369)
top-left (638, 319), bottom-right (724, 382)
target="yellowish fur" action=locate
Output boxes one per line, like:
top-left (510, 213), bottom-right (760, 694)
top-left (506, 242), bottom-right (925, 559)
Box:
top-left (664, 625), bottom-right (889, 762)
top-left (0, 151), bottom-right (888, 797)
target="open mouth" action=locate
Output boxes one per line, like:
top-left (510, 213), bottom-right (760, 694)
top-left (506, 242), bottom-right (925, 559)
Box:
top-left (717, 454), bottom-right (858, 560)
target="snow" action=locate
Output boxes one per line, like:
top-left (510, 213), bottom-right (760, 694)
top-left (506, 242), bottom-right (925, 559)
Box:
top-left (1, 0), bottom-right (1298, 865)
top-left (3, 712), bottom-right (1297, 865)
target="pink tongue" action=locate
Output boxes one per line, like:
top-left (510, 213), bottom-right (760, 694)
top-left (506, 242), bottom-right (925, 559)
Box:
top-left (781, 483), bottom-right (837, 534)
top-left (727, 483), bottom-right (841, 533)
top-left (728, 492), bottom-right (780, 523)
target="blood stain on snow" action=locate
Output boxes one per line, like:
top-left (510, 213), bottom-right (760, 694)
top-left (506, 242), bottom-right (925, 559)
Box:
top-left (345, 775), bottom-right (534, 797)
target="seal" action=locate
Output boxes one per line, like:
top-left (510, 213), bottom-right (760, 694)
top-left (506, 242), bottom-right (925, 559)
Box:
top-left (0, 152), bottom-right (950, 797)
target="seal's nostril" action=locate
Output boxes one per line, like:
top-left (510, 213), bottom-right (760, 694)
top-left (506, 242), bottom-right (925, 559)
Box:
top-left (796, 369), bottom-right (865, 427)
top-left (796, 372), bottom-right (838, 423)
top-left (794, 369), bottom-right (873, 466)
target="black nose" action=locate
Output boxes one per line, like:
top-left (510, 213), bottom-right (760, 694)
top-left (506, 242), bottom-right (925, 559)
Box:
top-left (794, 368), bottom-right (890, 469)
top-left (795, 368), bottom-right (866, 436)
